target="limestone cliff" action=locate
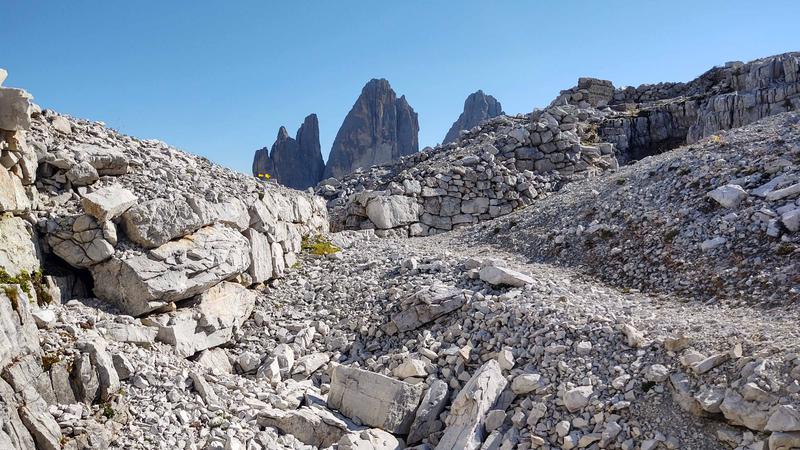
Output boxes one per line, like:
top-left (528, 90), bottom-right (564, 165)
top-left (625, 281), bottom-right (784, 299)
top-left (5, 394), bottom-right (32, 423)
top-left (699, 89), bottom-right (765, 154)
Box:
top-left (323, 79), bottom-right (419, 179)
top-left (443, 90), bottom-right (503, 144)
top-left (252, 114), bottom-right (324, 190)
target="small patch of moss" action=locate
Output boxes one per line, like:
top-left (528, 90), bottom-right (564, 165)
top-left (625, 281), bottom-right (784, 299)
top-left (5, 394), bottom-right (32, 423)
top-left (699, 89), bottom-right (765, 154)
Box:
top-left (0, 268), bottom-right (51, 306)
top-left (102, 403), bottom-right (115, 419)
top-left (301, 235), bottom-right (341, 256)
top-left (2, 286), bottom-right (20, 312)
top-left (615, 178), bottom-right (627, 186)
top-left (41, 353), bottom-right (62, 371)
top-left (776, 243), bottom-right (795, 256)
top-left (663, 228), bottom-right (679, 243)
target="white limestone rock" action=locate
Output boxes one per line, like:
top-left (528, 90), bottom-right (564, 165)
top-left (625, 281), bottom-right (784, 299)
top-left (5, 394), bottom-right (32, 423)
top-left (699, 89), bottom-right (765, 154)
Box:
top-left (707, 184), bottom-right (748, 208)
top-left (80, 185), bottom-right (137, 222)
top-left (144, 282), bottom-right (256, 357)
top-left (366, 195), bottom-right (421, 229)
top-left (479, 265), bottom-right (534, 287)
top-left (327, 364), bottom-right (424, 435)
top-left (436, 359), bottom-right (507, 450)
top-left (91, 223), bottom-right (250, 316)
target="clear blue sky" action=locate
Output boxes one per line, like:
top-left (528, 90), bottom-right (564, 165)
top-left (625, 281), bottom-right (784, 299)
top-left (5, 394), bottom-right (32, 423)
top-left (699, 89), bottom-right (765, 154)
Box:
top-left (2, 1), bottom-right (798, 174)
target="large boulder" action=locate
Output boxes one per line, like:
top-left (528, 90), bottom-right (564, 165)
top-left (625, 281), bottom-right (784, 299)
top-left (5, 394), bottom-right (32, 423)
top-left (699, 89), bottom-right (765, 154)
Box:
top-left (327, 364), bottom-right (424, 435)
top-left (121, 195), bottom-right (251, 249)
top-left (121, 197), bottom-right (209, 248)
top-left (144, 282), bottom-right (256, 357)
top-left (258, 406), bottom-right (352, 448)
top-left (0, 87), bottom-right (34, 131)
top-left (91, 224), bottom-right (250, 316)
top-left (47, 214), bottom-right (116, 268)
top-left (70, 144), bottom-right (129, 176)
top-left (80, 185), bottom-right (137, 222)
top-left (0, 214), bottom-right (40, 277)
top-left (436, 360), bottom-right (507, 450)
top-left (479, 264), bottom-right (534, 287)
top-left (366, 195), bottom-right (421, 229)
top-left (385, 285), bottom-right (466, 334)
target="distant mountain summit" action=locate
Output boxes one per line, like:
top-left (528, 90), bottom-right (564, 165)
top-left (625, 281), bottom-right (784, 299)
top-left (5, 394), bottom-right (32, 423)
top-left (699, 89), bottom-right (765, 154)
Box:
top-left (443, 90), bottom-right (503, 144)
top-left (252, 114), bottom-right (324, 190)
top-left (323, 78), bottom-right (419, 179)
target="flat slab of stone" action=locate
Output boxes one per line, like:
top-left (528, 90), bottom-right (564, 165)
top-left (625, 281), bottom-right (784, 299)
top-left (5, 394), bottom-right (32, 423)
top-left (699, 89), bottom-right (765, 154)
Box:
top-left (366, 195), bottom-right (421, 229)
top-left (479, 265), bottom-right (534, 287)
top-left (327, 364), bottom-right (423, 435)
top-left (435, 359), bottom-right (507, 450)
top-left (81, 185), bottom-right (137, 222)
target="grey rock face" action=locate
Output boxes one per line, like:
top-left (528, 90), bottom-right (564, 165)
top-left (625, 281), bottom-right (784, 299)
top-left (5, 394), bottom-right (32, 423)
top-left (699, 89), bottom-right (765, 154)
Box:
top-left (91, 223), bottom-right (251, 316)
top-left (443, 90), bottom-right (503, 144)
top-left (144, 281), bottom-right (256, 357)
top-left (324, 79), bottom-right (418, 179)
top-left (253, 114), bottom-right (325, 190)
top-left (0, 285), bottom-right (41, 371)
top-left (327, 364), bottom-right (423, 435)
top-left (408, 379), bottom-right (448, 444)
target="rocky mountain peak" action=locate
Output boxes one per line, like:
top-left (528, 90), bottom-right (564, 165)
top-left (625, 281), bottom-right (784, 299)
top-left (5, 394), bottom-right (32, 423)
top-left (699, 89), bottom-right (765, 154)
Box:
top-left (252, 113), bottom-right (325, 190)
top-left (323, 78), bottom-right (419, 179)
top-left (443, 90), bottom-right (504, 144)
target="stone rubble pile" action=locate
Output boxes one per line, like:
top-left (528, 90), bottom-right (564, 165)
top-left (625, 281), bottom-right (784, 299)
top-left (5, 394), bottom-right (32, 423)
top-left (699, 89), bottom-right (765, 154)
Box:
top-left (27, 110), bottom-right (328, 316)
top-left (470, 112), bottom-right (800, 305)
top-left (0, 69), bottom-right (332, 449)
top-left (0, 70), bottom-right (67, 450)
top-left (222, 231), bottom-right (800, 450)
top-left (319, 104), bottom-right (618, 237)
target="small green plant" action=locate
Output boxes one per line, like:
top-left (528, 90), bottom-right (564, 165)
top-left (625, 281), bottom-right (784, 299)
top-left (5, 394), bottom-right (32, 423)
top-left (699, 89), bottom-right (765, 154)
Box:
top-left (0, 268), bottom-right (52, 306)
top-left (102, 403), bottom-right (115, 419)
top-left (663, 228), bottom-right (679, 243)
top-left (776, 243), bottom-right (795, 256)
top-left (615, 178), bottom-right (627, 186)
top-left (301, 235), bottom-right (341, 256)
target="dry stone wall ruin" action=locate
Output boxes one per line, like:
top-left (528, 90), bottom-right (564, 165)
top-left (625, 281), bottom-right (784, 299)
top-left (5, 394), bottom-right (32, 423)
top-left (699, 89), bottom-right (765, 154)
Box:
top-left (320, 52), bottom-right (799, 237)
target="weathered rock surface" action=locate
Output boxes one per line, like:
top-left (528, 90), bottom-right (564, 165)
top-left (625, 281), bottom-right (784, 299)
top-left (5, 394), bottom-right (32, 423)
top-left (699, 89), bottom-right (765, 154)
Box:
top-left (80, 184), bottom-right (137, 222)
top-left (0, 214), bottom-right (40, 276)
top-left (366, 194), bottom-right (421, 229)
top-left (436, 360), bottom-right (507, 450)
top-left (91, 224), bottom-right (251, 316)
top-left (145, 282), bottom-right (256, 357)
top-left (327, 364), bottom-right (424, 434)
top-left (324, 79), bottom-right (419, 179)
top-left (443, 90), bottom-right (503, 144)
top-left (407, 378), bottom-right (448, 444)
